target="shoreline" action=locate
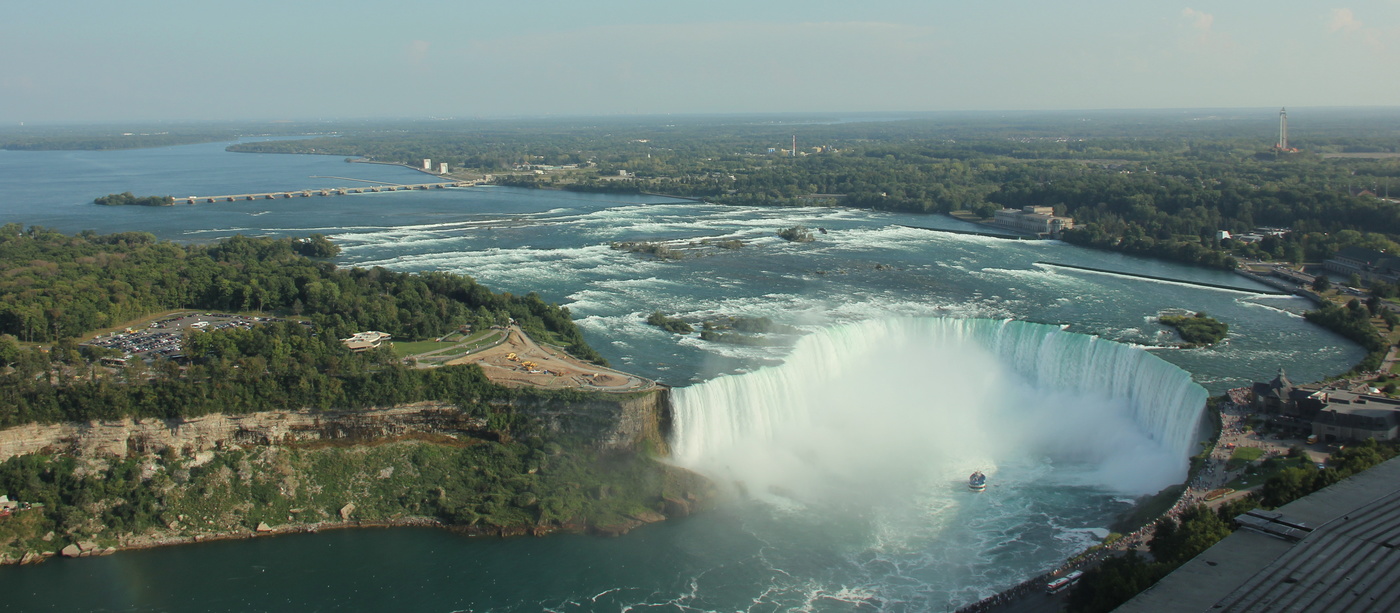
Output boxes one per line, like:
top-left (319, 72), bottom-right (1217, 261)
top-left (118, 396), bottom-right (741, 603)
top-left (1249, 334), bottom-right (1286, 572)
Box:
top-left (6, 494), bottom-right (687, 566)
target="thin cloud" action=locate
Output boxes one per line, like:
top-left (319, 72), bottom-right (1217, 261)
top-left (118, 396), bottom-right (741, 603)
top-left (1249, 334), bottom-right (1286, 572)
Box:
top-left (1179, 7), bottom-right (1232, 51)
top-left (405, 40), bottom-right (431, 65)
top-left (1327, 8), bottom-right (1390, 54)
top-left (1182, 8), bottom-right (1214, 32)
top-left (1329, 8), bottom-right (1363, 33)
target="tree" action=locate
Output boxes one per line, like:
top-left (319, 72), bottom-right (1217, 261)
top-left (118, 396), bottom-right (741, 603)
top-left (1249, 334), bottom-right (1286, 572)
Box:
top-left (1312, 275), bottom-right (1331, 293)
top-left (0, 334), bottom-right (18, 367)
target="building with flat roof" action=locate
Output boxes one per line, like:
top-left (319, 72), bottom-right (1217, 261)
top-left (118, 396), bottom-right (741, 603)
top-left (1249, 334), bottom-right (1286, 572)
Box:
top-left (1114, 456), bottom-right (1400, 612)
top-left (991, 206), bottom-right (1074, 238)
top-left (1250, 373), bottom-right (1400, 443)
top-left (1323, 246), bottom-right (1400, 284)
top-left (341, 331), bottom-right (391, 352)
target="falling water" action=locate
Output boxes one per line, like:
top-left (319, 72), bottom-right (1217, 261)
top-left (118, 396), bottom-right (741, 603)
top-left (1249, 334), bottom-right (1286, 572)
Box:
top-left (671, 318), bottom-right (1208, 499)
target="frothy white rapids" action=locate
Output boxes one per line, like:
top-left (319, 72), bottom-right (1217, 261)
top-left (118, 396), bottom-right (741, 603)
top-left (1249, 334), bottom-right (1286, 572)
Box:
top-left (671, 318), bottom-right (1207, 499)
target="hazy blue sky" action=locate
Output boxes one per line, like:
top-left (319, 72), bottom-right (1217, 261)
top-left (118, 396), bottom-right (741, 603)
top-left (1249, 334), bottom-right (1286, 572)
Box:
top-left (3, 1), bottom-right (1398, 123)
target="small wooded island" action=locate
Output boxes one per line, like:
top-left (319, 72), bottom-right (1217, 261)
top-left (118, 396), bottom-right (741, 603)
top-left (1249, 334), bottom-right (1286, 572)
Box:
top-left (94, 192), bottom-right (175, 206)
top-left (1160, 312), bottom-right (1228, 346)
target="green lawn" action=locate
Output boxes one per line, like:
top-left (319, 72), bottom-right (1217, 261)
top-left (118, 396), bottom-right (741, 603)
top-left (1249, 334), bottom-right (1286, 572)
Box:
top-left (1230, 447), bottom-right (1265, 462)
top-left (389, 341), bottom-right (458, 358)
top-left (1226, 455), bottom-right (1312, 490)
top-left (392, 330), bottom-right (506, 360)
top-left (1226, 446), bottom-right (1265, 471)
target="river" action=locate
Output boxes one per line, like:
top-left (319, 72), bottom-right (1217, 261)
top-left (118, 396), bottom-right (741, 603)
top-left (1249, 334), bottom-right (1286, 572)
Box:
top-left (0, 140), bottom-right (1363, 611)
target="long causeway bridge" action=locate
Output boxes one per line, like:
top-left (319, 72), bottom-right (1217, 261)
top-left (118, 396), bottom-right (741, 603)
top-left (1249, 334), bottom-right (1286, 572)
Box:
top-left (180, 180), bottom-right (480, 204)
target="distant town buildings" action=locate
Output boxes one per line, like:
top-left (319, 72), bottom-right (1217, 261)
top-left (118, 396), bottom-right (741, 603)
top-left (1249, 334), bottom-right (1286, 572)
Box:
top-left (1252, 369), bottom-right (1400, 443)
top-left (991, 206), bottom-right (1075, 238)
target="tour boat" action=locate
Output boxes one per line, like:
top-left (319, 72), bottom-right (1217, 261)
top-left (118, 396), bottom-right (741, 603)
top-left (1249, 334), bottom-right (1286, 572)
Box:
top-left (968, 471), bottom-right (987, 492)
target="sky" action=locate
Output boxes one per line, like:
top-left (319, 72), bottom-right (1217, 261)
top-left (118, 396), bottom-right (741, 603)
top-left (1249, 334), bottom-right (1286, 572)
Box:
top-left (2, 1), bottom-right (1399, 123)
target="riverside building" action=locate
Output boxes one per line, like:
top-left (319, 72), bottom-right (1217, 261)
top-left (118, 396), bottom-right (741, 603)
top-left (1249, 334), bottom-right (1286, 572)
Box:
top-left (991, 206), bottom-right (1075, 238)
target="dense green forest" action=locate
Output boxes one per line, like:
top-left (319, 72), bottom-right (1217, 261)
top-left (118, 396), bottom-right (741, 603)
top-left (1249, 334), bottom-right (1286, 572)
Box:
top-left (0, 225), bottom-right (599, 361)
top-left (0, 227), bottom-right (609, 426)
top-left (224, 111), bottom-right (1400, 270)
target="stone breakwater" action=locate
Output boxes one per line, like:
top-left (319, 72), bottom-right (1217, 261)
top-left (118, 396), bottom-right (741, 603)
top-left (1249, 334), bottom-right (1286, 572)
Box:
top-left (0, 388), bottom-right (674, 461)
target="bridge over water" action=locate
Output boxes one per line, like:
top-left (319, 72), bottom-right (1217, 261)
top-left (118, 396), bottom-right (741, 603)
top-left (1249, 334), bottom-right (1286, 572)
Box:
top-left (180, 180), bottom-right (480, 204)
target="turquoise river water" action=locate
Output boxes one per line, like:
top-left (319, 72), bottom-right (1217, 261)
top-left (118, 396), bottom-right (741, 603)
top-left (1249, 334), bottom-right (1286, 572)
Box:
top-left (0, 141), bottom-right (1364, 612)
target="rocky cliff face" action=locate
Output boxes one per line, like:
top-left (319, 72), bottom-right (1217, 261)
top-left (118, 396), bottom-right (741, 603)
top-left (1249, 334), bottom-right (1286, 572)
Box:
top-left (0, 389), bottom-right (673, 461)
top-left (517, 387), bottom-right (673, 453)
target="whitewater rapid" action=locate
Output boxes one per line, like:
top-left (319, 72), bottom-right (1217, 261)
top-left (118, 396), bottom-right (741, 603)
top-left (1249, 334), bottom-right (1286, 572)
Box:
top-left (671, 318), bottom-right (1208, 498)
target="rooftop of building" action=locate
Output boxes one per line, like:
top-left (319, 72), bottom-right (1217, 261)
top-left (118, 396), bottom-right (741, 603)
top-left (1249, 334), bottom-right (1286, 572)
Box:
top-left (1114, 456), bottom-right (1400, 612)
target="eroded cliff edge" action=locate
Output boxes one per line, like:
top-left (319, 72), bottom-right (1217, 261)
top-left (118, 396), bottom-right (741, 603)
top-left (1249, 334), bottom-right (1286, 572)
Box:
top-left (0, 389), bottom-right (675, 462)
top-left (0, 388), bottom-right (711, 565)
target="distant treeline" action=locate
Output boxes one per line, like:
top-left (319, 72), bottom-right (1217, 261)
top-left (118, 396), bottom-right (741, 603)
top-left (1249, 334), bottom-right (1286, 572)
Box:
top-left (227, 113), bottom-right (1400, 271)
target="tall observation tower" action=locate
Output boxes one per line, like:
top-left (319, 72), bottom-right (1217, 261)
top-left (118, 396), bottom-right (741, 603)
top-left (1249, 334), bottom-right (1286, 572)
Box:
top-left (1277, 108), bottom-right (1289, 150)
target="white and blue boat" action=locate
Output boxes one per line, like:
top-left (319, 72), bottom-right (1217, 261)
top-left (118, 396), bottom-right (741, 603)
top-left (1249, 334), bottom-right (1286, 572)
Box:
top-left (968, 471), bottom-right (987, 492)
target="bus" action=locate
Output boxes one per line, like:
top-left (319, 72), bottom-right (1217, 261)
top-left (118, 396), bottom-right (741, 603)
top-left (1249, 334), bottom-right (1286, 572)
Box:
top-left (1046, 570), bottom-right (1084, 594)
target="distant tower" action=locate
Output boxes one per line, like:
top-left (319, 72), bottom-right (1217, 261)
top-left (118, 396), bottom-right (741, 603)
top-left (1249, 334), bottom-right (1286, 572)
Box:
top-left (792, 135), bottom-right (796, 157)
top-left (1277, 108), bottom-right (1289, 150)
top-left (423, 158), bottom-right (432, 171)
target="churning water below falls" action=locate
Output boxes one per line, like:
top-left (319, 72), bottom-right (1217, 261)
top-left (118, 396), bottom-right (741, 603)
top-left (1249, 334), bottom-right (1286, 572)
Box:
top-left (668, 317), bottom-right (1207, 609)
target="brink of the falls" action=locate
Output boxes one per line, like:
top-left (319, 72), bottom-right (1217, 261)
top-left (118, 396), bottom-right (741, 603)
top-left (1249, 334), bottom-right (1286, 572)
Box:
top-left (670, 318), bottom-right (1208, 501)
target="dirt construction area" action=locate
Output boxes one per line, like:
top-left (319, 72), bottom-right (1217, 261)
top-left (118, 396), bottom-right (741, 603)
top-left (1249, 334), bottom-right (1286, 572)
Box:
top-left (445, 327), bottom-right (654, 392)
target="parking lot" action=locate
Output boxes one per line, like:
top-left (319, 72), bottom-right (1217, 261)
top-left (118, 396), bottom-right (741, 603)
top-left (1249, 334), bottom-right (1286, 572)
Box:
top-left (83, 313), bottom-right (289, 362)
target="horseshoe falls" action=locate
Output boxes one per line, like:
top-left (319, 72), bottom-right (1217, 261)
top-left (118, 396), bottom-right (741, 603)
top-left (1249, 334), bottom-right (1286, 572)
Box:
top-left (673, 317), bottom-right (1208, 500)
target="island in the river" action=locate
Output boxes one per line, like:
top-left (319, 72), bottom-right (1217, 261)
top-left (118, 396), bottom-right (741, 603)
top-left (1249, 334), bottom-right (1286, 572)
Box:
top-left (93, 192), bottom-right (175, 206)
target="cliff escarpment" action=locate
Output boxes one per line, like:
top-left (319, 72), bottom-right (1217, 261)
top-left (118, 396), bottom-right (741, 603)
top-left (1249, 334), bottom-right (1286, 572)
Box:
top-left (0, 389), bottom-right (673, 462)
top-left (0, 388), bottom-right (710, 565)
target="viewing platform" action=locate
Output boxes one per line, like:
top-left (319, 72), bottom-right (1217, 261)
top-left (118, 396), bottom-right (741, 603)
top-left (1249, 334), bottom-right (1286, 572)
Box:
top-left (180, 180), bottom-right (480, 204)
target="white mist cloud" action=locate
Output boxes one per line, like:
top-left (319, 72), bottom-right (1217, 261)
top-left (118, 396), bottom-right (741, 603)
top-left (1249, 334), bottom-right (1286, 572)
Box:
top-left (1182, 7), bottom-right (1214, 32)
top-left (1329, 7), bottom-right (1363, 33)
top-left (405, 40), bottom-right (432, 66)
top-left (672, 318), bottom-right (1196, 506)
top-left (1326, 8), bottom-right (1391, 54)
